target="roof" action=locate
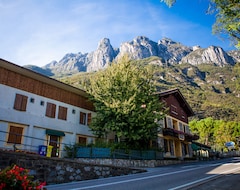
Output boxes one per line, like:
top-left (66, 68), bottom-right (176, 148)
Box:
top-left (0, 58), bottom-right (88, 97)
top-left (156, 88), bottom-right (194, 117)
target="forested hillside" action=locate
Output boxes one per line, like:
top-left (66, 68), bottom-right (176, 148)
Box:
top-left (58, 56), bottom-right (240, 122)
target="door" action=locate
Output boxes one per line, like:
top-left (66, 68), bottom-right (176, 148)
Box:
top-left (49, 135), bottom-right (59, 157)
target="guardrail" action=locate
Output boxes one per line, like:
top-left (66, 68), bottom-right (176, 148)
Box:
top-left (0, 130), bottom-right (164, 160)
top-left (0, 130), bottom-right (69, 158)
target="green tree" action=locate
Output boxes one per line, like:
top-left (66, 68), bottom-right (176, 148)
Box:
top-left (160, 0), bottom-right (240, 49)
top-left (84, 56), bottom-right (165, 149)
top-left (189, 117), bottom-right (215, 146)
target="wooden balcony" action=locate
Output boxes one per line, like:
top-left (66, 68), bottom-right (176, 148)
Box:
top-left (162, 128), bottom-right (199, 141)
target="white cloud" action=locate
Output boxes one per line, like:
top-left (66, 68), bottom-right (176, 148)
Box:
top-left (0, 0), bottom-right (235, 67)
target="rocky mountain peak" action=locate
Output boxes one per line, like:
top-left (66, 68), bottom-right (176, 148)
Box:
top-left (97, 38), bottom-right (111, 49)
top-left (181, 46), bottom-right (235, 66)
top-left (158, 37), bottom-right (177, 46)
top-left (41, 36), bottom-right (239, 76)
top-left (86, 38), bottom-right (117, 72)
top-left (117, 36), bottom-right (159, 60)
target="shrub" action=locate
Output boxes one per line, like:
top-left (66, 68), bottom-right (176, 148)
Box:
top-left (0, 165), bottom-right (46, 190)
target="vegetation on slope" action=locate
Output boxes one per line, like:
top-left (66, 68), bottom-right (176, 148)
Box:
top-left (58, 56), bottom-right (240, 122)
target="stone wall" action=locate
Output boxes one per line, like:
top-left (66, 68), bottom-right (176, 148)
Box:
top-left (0, 150), bottom-right (145, 185)
top-left (76, 158), bottom-right (188, 168)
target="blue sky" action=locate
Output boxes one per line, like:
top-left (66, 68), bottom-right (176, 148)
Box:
top-left (0, 0), bottom-right (236, 67)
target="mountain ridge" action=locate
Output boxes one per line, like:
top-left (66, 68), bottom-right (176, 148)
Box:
top-left (24, 36), bottom-right (239, 76)
top-left (23, 36), bottom-right (240, 121)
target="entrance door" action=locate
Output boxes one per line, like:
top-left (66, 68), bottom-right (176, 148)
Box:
top-left (49, 135), bottom-right (59, 157)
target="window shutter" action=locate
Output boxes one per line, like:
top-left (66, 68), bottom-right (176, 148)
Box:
top-left (80, 112), bottom-right (86, 124)
top-left (87, 113), bottom-right (91, 125)
top-left (46, 102), bottom-right (56, 118)
top-left (8, 126), bottom-right (23, 144)
top-left (13, 94), bottom-right (28, 111)
top-left (21, 95), bottom-right (28, 111)
top-left (167, 117), bottom-right (173, 128)
top-left (58, 106), bottom-right (67, 120)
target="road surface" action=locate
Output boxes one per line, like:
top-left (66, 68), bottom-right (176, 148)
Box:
top-left (45, 157), bottom-right (240, 190)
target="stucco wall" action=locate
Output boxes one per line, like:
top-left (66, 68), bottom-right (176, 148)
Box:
top-left (0, 84), bottom-right (95, 154)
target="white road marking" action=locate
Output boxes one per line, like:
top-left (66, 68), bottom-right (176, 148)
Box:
top-left (169, 165), bottom-right (240, 190)
top-left (46, 162), bottom-right (240, 190)
top-left (168, 175), bottom-right (219, 190)
top-left (67, 165), bottom-right (214, 190)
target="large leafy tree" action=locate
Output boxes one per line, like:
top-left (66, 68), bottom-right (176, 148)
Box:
top-left (190, 117), bottom-right (240, 151)
top-left (160, 0), bottom-right (240, 49)
top-left (83, 56), bottom-right (165, 149)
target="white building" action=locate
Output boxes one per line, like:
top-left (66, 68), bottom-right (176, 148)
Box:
top-left (0, 59), bottom-right (95, 157)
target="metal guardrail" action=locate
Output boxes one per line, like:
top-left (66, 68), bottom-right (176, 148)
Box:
top-left (0, 130), bottom-right (164, 160)
top-left (75, 146), bottom-right (164, 160)
top-left (0, 130), bottom-right (69, 158)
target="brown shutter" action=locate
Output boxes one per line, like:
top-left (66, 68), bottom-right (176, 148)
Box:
top-left (58, 106), bottom-right (67, 120)
top-left (87, 113), bottom-right (91, 125)
top-left (51, 104), bottom-right (56, 118)
top-left (46, 102), bottom-right (56, 118)
top-left (21, 95), bottom-right (28, 111)
top-left (80, 112), bottom-right (86, 124)
top-left (14, 94), bottom-right (22, 110)
top-left (13, 94), bottom-right (28, 111)
top-left (8, 126), bottom-right (23, 144)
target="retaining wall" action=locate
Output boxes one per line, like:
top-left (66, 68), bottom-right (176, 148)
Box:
top-left (0, 150), bottom-right (145, 185)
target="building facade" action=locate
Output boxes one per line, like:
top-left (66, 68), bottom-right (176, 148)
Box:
top-left (157, 89), bottom-right (198, 159)
top-left (0, 59), bottom-right (95, 157)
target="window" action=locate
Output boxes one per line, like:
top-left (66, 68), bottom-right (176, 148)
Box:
top-left (30, 98), bottom-right (35, 103)
top-left (185, 125), bottom-right (190, 134)
top-left (179, 122), bottom-right (184, 132)
top-left (13, 94), bottom-right (28, 111)
top-left (173, 119), bottom-right (178, 130)
top-left (78, 136), bottom-right (87, 145)
top-left (40, 101), bottom-right (44, 106)
top-left (164, 139), bottom-right (174, 156)
top-left (181, 111), bottom-right (185, 119)
top-left (72, 109), bottom-right (76, 114)
top-left (181, 143), bottom-right (189, 156)
top-left (58, 106), bottom-right (67, 120)
top-left (80, 112), bottom-right (86, 125)
top-left (171, 105), bottom-right (178, 115)
top-left (45, 102), bottom-right (56, 118)
top-left (166, 117), bottom-right (173, 128)
top-left (87, 113), bottom-right (91, 125)
top-left (7, 126), bottom-right (23, 144)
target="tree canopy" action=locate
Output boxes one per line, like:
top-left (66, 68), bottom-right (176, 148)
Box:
top-left (83, 56), bottom-right (165, 149)
top-left (160, 0), bottom-right (240, 49)
top-left (189, 117), bottom-right (240, 151)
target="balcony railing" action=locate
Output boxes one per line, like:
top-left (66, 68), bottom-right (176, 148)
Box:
top-left (162, 128), bottom-right (199, 141)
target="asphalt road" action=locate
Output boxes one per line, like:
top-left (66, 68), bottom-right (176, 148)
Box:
top-left (45, 157), bottom-right (240, 190)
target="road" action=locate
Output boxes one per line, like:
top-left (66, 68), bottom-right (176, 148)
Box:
top-left (45, 157), bottom-right (240, 190)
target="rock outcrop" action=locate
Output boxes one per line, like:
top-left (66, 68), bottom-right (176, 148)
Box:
top-left (29, 36), bottom-right (238, 76)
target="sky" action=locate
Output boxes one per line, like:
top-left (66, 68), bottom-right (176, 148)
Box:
top-left (0, 0), bottom-right (236, 67)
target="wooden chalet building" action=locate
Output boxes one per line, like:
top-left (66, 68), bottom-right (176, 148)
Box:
top-left (0, 58), bottom-right (95, 157)
top-left (0, 58), bottom-right (198, 160)
top-left (157, 89), bottom-right (199, 159)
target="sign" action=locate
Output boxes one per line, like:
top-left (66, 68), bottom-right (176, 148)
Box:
top-left (178, 134), bottom-right (185, 140)
top-left (225, 141), bottom-right (235, 147)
